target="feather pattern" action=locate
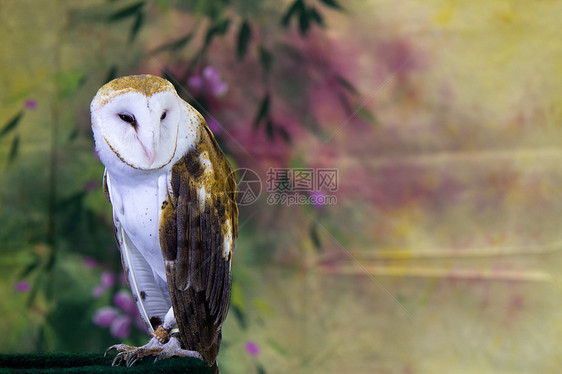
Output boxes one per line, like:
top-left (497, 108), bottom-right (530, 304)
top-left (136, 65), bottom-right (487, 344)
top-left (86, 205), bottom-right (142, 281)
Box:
top-left (160, 123), bottom-right (238, 366)
top-left (105, 172), bottom-right (172, 332)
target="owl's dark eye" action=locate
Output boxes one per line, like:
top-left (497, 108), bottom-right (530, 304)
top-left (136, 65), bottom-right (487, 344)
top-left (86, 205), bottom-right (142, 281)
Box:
top-left (118, 113), bottom-right (136, 125)
top-left (160, 111), bottom-right (167, 120)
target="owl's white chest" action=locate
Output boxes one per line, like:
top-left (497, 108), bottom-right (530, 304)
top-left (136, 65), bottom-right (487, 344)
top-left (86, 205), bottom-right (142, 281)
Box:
top-left (106, 170), bottom-right (170, 282)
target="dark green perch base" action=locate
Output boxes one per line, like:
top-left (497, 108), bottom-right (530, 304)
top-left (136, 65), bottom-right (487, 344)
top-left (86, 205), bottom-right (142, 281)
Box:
top-left (0, 353), bottom-right (210, 373)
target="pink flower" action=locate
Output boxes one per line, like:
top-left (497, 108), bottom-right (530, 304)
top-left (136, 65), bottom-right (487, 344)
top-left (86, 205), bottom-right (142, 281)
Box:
top-left (310, 190), bottom-right (326, 210)
top-left (24, 100), bottom-right (37, 110)
top-left (113, 290), bottom-right (137, 315)
top-left (135, 315), bottom-right (148, 332)
top-left (92, 287), bottom-right (145, 337)
top-left (92, 285), bottom-right (105, 298)
top-left (187, 75), bottom-right (203, 93)
top-left (202, 67), bottom-right (228, 97)
top-left (83, 181), bottom-right (99, 191)
top-left (188, 66), bottom-right (228, 98)
top-left (110, 315), bottom-right (131, 339)
top-left (101, 271), bottom-right (116, 288)
top-left (207, 118), bottom-right (222, 135)
top-left (245, 341), bottom-right (260, 356)
top-left (92, 306), bottom-right (119, 328)
top-left (83, 257), bottom-right (98, 269)
top-left (15, 281), bottom-right (30, 293)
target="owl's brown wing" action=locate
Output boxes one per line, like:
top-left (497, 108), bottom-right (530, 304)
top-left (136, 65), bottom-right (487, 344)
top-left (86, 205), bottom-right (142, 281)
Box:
top-left (159, 122), bottom-right (238, 367)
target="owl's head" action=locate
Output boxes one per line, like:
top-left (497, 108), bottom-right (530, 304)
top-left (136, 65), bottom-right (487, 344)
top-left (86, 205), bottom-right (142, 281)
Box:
top-left (91, 75), bottom-right (183, 172)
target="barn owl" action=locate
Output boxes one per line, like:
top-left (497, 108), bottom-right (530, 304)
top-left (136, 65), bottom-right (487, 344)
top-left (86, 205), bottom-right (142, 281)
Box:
top-left (90, 75), bottom-right (238, 373)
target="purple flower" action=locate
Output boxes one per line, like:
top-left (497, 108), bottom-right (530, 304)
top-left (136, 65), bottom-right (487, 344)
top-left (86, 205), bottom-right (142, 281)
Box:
top-left (83, 181), bottom-right (99, 191)
top-left (101, 271), bottom-right (116, 288)
top-left (114, 290), bottom-right (137, 315)
top-left (15, 281), bottom-right (30, 293)
top-left (135, 315), bottom-right (148, 331)
top-left (83, 257), bottom-right (98, 269)
top-left (202, 66), bottom-right (228, 97)
top-left (187, 75), bottom-right (203, 93)
top-left (92, 285), bottom-right (105, 298)
top-left (188, 66), bottom-right (228, 98)
top-left (310, 190), bottom-right (326, 210)
top-left (119, 272), bottom-right (128, 285)
top-left (207, 118), bottom-right (221, 134)
top-left (24, 100), bottom-right (37, 110)
top-left (110, 315), bottom-right (131, 339)
top-left (93, 306), bottom-right (119, 328)
top-left (245, 341), bottom-right (260, 356)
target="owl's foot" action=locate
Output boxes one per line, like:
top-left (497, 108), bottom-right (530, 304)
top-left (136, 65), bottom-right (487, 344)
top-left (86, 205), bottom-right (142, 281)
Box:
top-left (105, 333), bottom-right (202, 367)
top-left (154, 334), bottom-right (202, 362)
top-left (105, 338), bottom-right (163, 367)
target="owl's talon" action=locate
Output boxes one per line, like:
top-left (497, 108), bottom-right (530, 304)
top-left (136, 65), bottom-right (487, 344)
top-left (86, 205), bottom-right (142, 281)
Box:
top-left (105, 338), bottom-right (170, 367)
top-left (126, 355), bottom-right (139, 367)
top-left (111, 352), bottom-right (124, 366)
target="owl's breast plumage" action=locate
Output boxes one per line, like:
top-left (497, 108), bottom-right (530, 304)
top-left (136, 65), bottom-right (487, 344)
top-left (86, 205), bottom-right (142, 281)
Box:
top-left (106, 170), bottom-right (171, 282)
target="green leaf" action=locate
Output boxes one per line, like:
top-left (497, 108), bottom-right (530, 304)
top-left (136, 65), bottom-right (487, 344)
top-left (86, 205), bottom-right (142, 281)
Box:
top-left (298, 6), bottom-right (311, 35)
top-left (267, 339), bottom-right (290, 357)
top-left (68, 127), bottom-right (78, 141)
top-left (308, 7), bottom-right (324, 27)
top-left (217, 18), bottom-right (230, 34)
top-left (162, 71), bottom-right (182, 94)
top-left (319, 0), bottom-right (343, 10)
top-left (128, 11), bottom-right (144, 43)
top-left (258, 46), bottom-right (273, 73)
top-left (281, 0), bottom-right (303, 27)
top-left (195, 0), bottom-right (228, 21)
top-left (19, 255), bottom-right (40, 278)
top-left (310, 222), bottom-right (322, 249)
top-left (156, 0), bottom-right (171, 12)
top-left (203, 18), bottom-right (231, 47)
top-left (7, 135), bottom-right (19, 164)
top-left (0, 111), bottom-right (23, 139)
top-left (236, 20), bottom-right (252, 60)
top-left (253, 297), bottom-right (275, 317)
top-left (266, 119), bottom-right (275, 140)
top-left (108, 1), bottom-right (145, 22)
top-left (277, 126), bottom-right (291, 143)
top-left (105, 65), bottom-right (118, 83)
top-left (335, 74), bottom-right (358, 95)
top-left (253, 94), bottom-right (270, 128)
top-left (232, 305), bottom-right (247, 329)
top-left (151, 32), bottom-right (193, 54)
top-left (54, 71), bottom-right (86, 98)
top-left (337, 92), bottom-right (353, 114)
top-left (356, 107), bottom-right (377, 125)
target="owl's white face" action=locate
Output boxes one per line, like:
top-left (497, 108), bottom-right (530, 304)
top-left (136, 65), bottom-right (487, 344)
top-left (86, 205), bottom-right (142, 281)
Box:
top-left (91, 76), bottom-right (183, 173)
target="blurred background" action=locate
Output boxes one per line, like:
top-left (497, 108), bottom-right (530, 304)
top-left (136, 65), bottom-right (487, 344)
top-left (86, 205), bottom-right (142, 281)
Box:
top-left (1, 0), bottom-right (561, 373)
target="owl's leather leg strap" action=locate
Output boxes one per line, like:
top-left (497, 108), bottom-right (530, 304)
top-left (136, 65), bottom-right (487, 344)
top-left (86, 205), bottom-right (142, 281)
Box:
top-left (153, 325), bottom-right (181, 344)
top-left (153, 325), bottom-right (170, 344)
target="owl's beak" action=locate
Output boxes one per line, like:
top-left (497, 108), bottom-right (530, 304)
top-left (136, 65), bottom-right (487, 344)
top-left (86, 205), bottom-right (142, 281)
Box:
top-left (143, 145), bottom-right (156, 165)
top-left (136, 133), bottom-right (157, 165)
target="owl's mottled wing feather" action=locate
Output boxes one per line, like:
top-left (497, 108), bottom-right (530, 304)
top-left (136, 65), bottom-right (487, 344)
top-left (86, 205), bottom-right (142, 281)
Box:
top-left (160, 122), bottom-right (238, 366)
